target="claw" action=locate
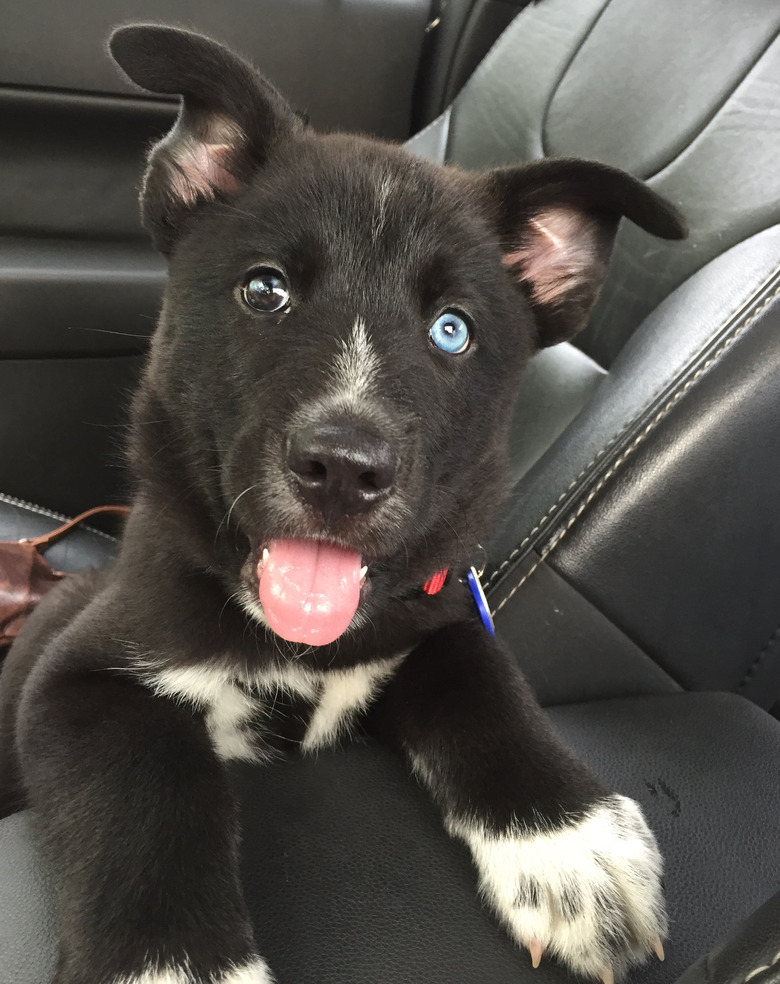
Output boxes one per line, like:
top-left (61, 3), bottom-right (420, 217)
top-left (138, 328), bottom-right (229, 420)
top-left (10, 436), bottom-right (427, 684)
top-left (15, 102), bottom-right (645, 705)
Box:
top-left (527, 940), bottom-right (543, 969)
top-left (600, 969), bottom-right (615, 984)
top-left (653, 937), bottom-right (665, 962)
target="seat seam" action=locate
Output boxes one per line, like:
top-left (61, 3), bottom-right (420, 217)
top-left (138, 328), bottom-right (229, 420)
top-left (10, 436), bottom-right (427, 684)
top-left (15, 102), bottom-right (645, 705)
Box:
top-left (405, 107), bottom-right (450, 150)
top-left (645, 28), bottom-right (780, 184)
top-left (737, 620), bottom-right (780, 696)
top-left (486, 262), bottom-right (780, 592)
top-left (539, 0), bottom-right (614, 158)
top-left (745, 948), bottom-right (780, 984)
top-left (491, 274), bottom-right (780, 617)
top-left (485, 427), bottom-right (628, 588)
top-left (447, 0), bottom-right (608, 131)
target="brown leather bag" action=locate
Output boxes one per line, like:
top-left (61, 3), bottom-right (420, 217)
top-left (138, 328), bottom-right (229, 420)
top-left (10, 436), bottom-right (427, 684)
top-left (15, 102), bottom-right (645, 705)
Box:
top-left (0, 505), bottom-right (130, 651)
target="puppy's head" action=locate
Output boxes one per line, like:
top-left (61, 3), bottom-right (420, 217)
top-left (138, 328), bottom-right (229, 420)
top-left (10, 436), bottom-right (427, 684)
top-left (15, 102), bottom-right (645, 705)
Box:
top-left (110, 25), bottom-right (685, 649)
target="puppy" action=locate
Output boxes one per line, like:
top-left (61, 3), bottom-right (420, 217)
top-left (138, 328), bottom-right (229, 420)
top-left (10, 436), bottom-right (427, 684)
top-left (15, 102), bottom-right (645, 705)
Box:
top-left (0, 24), bottom-right (685, 984)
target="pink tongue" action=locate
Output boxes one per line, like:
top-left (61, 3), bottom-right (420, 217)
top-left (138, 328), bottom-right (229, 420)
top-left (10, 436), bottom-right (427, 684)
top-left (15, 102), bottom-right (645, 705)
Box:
top-left (258, 539), bottom-right (362, 646)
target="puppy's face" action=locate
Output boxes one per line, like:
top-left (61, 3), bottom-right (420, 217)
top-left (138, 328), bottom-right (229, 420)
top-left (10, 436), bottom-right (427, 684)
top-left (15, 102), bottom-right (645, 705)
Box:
top-left (111, 26), bottom-right (684, 648)
top-left (157, 136), bottom-right (534, 642)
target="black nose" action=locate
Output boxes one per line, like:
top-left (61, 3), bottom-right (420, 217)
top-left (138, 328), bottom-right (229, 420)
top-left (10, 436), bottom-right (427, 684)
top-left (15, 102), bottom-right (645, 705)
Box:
top-left (287, 417), bottom-right (399, 524)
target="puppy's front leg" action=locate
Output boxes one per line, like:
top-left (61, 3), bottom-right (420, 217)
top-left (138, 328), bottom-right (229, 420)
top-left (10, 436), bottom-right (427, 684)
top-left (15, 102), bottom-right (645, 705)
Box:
top-left (370, 621), bottom-right (666, 981)
top-left (17, 654), bottom-right (273, 984)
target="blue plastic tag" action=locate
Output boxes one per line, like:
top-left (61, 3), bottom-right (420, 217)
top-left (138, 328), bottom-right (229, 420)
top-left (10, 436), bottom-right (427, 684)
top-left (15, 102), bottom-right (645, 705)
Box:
top-left (466, 566), bottom-right (495, 637)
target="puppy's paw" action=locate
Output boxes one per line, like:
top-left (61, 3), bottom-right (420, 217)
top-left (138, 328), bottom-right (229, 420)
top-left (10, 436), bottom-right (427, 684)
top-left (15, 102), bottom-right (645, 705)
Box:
top-left (108, 956), bottom-right (275, 984)
top-left (449, 794), bottom-right (667, 981)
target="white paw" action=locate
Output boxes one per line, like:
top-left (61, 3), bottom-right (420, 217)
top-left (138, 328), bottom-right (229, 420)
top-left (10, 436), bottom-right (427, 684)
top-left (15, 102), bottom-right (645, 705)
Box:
top-left (449, 794), bottom-right (667, 981)
top-left (113, 956), bottom-right (275, 984)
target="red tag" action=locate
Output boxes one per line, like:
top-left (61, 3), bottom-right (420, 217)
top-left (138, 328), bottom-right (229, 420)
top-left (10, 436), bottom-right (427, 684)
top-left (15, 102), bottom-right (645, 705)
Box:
top-left (422, 569), bottom-right (448, 595)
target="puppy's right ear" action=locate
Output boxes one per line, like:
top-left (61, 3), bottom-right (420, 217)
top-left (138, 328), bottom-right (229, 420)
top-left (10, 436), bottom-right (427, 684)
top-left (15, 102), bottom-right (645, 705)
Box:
top-left (109, 25), bottom-right (304, 252)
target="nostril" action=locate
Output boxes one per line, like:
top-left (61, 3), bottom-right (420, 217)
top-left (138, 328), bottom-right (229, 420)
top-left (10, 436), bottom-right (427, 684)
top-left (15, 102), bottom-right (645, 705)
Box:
top-left (301, 460), bottom-right (327, 483)
top-left (286, 418), bottom-right (399, 520)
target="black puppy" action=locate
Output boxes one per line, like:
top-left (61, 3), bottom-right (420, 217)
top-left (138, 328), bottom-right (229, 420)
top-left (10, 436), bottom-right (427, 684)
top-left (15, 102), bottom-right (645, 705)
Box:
top-left (0, 24), bottom-right (685, 984)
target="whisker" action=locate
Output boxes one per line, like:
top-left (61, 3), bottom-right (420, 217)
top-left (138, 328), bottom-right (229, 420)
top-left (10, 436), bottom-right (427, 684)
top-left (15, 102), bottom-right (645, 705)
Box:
top-left (217, 484), bottom-right (259, 539)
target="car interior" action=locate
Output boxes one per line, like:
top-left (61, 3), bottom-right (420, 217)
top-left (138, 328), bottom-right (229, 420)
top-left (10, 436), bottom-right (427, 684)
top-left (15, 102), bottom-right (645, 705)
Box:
top-left (1, 1), bottom-right (779, 982)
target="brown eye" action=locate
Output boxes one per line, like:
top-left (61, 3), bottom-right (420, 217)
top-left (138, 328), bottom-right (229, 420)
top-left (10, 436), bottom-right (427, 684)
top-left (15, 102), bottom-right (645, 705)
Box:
top-left (241, 268), bottom-right (291, 313)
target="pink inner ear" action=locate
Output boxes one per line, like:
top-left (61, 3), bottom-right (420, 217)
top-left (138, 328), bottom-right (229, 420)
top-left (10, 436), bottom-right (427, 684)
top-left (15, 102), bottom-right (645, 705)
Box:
top-left (168, 114), bottom-right (246, 206)
top-left (502, 206), bottom-right (600, 306)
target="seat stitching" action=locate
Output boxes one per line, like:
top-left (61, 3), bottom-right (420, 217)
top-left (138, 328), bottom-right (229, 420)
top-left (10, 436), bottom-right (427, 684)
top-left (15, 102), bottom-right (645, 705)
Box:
top-left (487, 263), bottom-right (780, 591)
top-left (485, 430), bottom-right (627, 588)
top-left (737, 620), bottom-right (780, 695)
top-left (0, 491), bottom-right (117, 543)
top-left (491, 276), bottom-right (780, 617)
top-left (744, 948), bottom-right (780, 984)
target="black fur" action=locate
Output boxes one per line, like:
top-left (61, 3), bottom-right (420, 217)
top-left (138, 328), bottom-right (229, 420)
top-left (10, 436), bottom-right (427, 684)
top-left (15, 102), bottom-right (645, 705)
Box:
top-left (0, 24), bottom-right (685, 984)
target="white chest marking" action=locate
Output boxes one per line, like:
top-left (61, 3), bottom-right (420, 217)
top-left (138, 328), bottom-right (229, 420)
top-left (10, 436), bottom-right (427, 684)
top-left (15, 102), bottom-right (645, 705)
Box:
top-left (132, 656), bottom-right (403, 762)
top-left (300, 658), bottom-right (402, 752)
top-left (135, 663), bottom-right (267, 764)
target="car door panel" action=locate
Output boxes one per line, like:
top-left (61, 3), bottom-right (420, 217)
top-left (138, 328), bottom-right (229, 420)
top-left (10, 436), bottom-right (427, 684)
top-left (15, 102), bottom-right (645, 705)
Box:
top-left (0, 0), bottom-right (432, 514)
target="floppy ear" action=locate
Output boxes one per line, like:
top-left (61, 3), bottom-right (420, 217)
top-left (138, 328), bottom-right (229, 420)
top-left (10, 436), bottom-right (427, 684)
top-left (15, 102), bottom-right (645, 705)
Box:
top-left (109, 24), bottom-right (305, 253)
top-left (478, 159), bottom-right (687, 348)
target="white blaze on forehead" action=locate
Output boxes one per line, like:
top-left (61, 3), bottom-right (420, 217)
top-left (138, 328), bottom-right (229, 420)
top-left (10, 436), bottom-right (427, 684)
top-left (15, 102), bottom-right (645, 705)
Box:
top-left (331, 317), bottom-right (381, 404)
top-left (373, 174), bottom-right (395, 243)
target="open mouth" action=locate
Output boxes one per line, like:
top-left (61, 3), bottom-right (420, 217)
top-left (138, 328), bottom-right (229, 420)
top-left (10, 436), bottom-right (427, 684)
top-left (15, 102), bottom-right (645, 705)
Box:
top-left (256, 538), bottom-right (369, 647)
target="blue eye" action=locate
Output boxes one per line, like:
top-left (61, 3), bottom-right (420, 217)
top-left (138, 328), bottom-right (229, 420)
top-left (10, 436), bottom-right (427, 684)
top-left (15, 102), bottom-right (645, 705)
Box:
top-left (429, 310), bottom-right (471, 354)
top-left (241, 268), bottom-right (291, 313)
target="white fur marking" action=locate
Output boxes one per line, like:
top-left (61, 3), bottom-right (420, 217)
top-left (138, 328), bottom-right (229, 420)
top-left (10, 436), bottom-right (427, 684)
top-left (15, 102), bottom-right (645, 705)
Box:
top-left (131, 652), bottom-right (404, 760)
top-left (220, 957), bottom-right (276, 983)
top-left (448, 794), bottom-right (667, 978)
top-left (113, 956), bottom-right (275, 984)
top-left (112, 968), bottom-right (189, 984)
top-left (301, 657), bottom-right (403, 751)
top-left (132, 662), bottom-right (265, 764)
top-left (203, 681), bottom-right (262, 762)
top-left (372, 174), bottom-right (395, 243)
top-left (331, 317), bottom-right (381, 404)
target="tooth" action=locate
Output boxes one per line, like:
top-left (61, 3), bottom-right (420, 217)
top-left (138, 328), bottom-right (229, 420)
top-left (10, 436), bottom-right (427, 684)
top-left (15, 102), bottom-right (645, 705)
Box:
top-left (653, 938), bottom-right (665, 962)
top-left (601, 969), bottom-right (615, 984)
top-left (528, 940), bottom-right (543, 969)
top-left (359, 565), bottom-right (368, 581)
top-left (262, 548), bottom-right (269, 565)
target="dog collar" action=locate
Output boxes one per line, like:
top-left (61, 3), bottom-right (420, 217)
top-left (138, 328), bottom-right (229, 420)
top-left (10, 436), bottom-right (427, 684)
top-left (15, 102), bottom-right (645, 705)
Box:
top-left (422, 565), bottom-right (495, 637)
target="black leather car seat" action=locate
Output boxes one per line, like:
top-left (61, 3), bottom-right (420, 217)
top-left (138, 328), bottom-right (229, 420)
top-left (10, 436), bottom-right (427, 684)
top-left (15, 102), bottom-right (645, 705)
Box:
top-left (2, 1), bottom-right (780, 983)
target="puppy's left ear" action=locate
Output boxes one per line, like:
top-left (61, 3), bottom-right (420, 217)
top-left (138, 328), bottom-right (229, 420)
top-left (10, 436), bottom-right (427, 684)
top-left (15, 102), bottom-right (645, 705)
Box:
top-left (478, 159), bottom-right (687, 348)
top-left (109, 24), bottom-right (305, 252)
